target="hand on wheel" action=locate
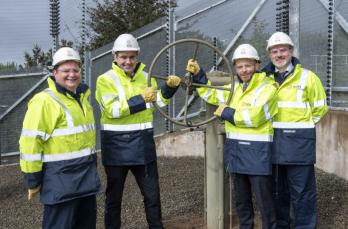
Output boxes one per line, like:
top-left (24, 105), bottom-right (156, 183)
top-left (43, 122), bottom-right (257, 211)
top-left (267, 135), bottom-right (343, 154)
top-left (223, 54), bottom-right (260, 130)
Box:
top-left (214, 104), bottom-right (227, 117)
top-left (141, 87), bottom-right (156, 102)
top-left (186, 59), bottom-right (200, 75)
top-left (166, 75), bottom-right (181, 88)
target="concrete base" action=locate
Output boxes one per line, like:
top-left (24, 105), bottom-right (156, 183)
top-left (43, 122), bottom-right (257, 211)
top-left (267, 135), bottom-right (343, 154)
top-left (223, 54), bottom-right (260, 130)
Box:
top-left (155, 129), bottom-right (205, 158)
top-left (316, 109), bottom-right (348, 180)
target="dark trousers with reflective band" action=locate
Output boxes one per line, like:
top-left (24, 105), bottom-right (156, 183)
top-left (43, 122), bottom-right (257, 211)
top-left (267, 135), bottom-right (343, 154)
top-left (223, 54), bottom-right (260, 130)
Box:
top-left (234, 173), bottom-right (276, 229)
top-left (272, 164), bottom-right (317, 229)
top-left (42, 195), bottom-right (97, 229)
top-left (104, 161), bottom-right (163, 229)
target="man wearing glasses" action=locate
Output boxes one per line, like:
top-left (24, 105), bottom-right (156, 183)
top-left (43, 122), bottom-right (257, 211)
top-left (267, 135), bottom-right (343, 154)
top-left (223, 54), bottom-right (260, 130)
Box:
top-left (19, 47), bottom-right (100, 229)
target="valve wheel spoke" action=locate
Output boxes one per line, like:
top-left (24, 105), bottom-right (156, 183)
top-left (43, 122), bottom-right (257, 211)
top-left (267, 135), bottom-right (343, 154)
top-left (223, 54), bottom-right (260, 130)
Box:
top-left (148, 38), bottom-right (234, 127)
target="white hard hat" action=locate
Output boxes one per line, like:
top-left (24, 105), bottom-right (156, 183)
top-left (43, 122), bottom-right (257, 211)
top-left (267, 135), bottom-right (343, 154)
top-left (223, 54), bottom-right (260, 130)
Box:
top-left (266, 32), bottom-right (294, 50)
top-left (52, 47), bottom-right (81, 68)
top-left (232, 44), bottom-right (260, 63)
top-left (112, 33), bottom-right (140, 54)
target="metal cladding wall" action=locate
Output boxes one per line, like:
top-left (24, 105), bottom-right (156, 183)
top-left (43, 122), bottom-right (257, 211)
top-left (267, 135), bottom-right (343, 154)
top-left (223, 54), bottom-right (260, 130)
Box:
top-left (299, 0), bottom-right (348, 107)
top-left (86, 0), bottom-right (348, 150)
top-left (87, 0), bottom-right (279, 150)
top-left (0, 75), bottom-right (47, 159)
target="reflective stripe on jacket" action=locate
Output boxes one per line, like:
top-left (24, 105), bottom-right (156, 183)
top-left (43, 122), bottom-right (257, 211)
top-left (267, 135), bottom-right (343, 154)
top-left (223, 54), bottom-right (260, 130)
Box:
top-left (95, 63), bottom-right (169, 165)
top-left (196, 72), bottom-right (278, 175)
top-left (96, 63), bottom-right (169, 129)
top-left (19, 77), bottom-right (100, 204)
top-left (263, 57), bottom-right (328, 164)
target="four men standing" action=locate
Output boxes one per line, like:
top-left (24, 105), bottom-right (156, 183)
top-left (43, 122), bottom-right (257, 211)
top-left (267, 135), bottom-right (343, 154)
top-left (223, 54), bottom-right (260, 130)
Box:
top-left (19, 31), bottom-right (328, 228)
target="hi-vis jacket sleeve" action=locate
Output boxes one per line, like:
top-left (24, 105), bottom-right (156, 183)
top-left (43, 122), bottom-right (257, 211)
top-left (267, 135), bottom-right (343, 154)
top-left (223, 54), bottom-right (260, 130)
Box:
top-left (156, 78), bottom-right (172, 106)
top-left (307, 72), bottom-right (329, 123)
top-left (196, 77), bottom-right (278, 128)
top-left (96, 75), bottom-right (132, 118)
top-left (96, 73), bottom-right (172, 119)
top-left (19, 94), bottom-right (59, 188)
top-left (196, 80), bottom-right (232, 106)
top-left (233, 84), bottom-right (278, 128)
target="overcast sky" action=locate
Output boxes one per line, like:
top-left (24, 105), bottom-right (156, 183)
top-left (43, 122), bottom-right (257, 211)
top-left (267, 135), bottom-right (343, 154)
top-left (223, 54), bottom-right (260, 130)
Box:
top-left (0, 0), bottom-right (209, 66)
top-left (0, 0), bottom-right (89, 65)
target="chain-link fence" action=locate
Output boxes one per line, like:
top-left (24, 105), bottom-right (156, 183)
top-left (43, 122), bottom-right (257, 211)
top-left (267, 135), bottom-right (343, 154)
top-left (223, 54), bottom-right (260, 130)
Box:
top-left (0, 0), bottom-right (88, 162)
top-left (1, 0), bottom-right (348, 162)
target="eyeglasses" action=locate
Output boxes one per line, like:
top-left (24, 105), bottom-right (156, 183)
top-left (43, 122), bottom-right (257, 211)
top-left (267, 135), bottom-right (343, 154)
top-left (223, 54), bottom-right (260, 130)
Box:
top-left (56, 68), bottom-right (81, 74)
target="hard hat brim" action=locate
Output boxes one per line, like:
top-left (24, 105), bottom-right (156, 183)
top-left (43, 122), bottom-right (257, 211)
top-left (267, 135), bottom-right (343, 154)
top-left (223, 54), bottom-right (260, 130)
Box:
top-left (53, 59), bottom-right (81, 68)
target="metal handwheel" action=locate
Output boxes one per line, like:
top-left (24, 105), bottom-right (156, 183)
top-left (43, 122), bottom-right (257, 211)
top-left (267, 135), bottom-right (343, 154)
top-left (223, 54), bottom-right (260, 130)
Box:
top-left (148, 38), bottom-right (234, 127)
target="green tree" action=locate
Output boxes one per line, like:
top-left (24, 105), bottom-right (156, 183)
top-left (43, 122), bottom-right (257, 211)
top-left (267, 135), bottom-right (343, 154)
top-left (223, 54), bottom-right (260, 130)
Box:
top-left (87, 0), bottom-right (170, 50)
top-left (24, 45), bottom-right (52, 68)
top-left (0, 62), bottom-right (20, 72)
top-left (23, 40), bottom-right (76, 68)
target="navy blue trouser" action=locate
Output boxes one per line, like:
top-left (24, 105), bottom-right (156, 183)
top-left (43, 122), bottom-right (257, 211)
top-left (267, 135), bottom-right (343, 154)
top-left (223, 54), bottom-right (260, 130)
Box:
top-left (233, 173), bottom-right (277, 229)
top-left (272, 164), bottom-right (317, 229)
top-left (42, 195), bottom-right (97, 229)
top-left (104, 161), bottom-right (164, 229)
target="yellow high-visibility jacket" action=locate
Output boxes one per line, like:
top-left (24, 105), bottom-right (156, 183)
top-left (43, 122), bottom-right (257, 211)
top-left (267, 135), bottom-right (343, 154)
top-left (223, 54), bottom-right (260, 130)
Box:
top-left (196, 71), bottom-right (278, 175)
top-left (19, 77), bottom-right (100, 204)
top-left (263, 57), bottom-right (328, 164)
top-left (96, 62), bottom-right (177, 165)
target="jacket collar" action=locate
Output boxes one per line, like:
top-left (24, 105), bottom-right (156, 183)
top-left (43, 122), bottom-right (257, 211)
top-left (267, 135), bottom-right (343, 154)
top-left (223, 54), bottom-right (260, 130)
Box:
top-left (112, 62), bottom-right (145, 79)
top-left (249, 71), bottom-right (266, 87)
top-left (48, 76), bottom-right (89, 99)
top-left (262, 57), bottom-right (301, 76)
top-left (237, 71), bottom-right (266, 92)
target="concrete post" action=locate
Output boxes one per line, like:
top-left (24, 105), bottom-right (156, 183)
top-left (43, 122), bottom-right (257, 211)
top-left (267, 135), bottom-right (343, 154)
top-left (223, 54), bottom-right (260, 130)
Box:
top-left (205, 71), bottom-right (231, 229)
top-left (205, 105), bottom-right (225, 229)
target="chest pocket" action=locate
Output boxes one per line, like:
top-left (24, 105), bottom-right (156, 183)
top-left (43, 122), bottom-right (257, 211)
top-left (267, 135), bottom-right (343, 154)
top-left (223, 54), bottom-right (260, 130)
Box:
top-left (237, 94), bottom-right (252, 109)
top-left (281, 69), bottom-right (309, 102)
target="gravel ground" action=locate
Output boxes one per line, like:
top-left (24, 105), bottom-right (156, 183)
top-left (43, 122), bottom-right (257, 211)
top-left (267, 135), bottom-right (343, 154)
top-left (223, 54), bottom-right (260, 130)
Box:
top-left (0, 156), bottom-right (347, 229)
